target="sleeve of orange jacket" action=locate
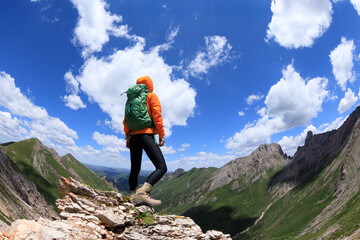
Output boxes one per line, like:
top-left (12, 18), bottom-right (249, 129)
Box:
top-left (149, 93), bottom-right (165, 138)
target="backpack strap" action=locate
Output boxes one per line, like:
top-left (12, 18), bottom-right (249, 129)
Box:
top-left (125, 130), bottom-right (133, 140)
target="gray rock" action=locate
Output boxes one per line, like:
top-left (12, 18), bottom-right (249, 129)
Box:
top-left (95, 209), bottom-right (126, 227)
top-left (2, 177), bottom-right (232, 240)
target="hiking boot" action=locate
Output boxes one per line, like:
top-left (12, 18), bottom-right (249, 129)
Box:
top-left (130, 190), bottom-right (136, 202)
top-left (132, 182), bottom-right (161, 206)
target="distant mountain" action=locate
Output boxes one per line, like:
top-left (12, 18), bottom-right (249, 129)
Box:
top-left (152, 143), bottom-right (290, 236)
top-left (152, 107), bottom-right (360, 239)
top-left (85, 163), bottom-right (153, 194)
top-left (0, 138), bottom-right (112, 213)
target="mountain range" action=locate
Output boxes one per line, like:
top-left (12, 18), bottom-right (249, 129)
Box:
top-left (152, 106), bottom-right (360, 239)
top-left (1, 106), bottom-right (360, 239)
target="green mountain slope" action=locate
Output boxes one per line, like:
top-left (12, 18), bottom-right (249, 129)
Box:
top-left (0, 147), bottom-right (58, 226)
top-left (241, 107), bottom-right (360, 240)
top-left (1, 138), bottom-right (112, 210)
top-left (152, 143), bottom-right (290, 236)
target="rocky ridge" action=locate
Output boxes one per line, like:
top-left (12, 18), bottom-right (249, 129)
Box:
top-left (269, 106), bottom-right (360, 188)
top-left (162, 168), bottom-right (185, 181)
top-left (209, 143), bottom-right (290, 192)
top-left (1, 177), bottom-right (231, 240)
top-left (0, 147), bottom-right (57, 226)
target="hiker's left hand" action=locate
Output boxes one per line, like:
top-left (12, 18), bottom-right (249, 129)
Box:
top-left (126, 137), bottom-right (131, 149)
top-left (159, 137), bottom-right (165, 147)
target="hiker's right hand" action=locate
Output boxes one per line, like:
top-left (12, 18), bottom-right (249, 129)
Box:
top-left (126, 137), bottom-right (131, 149)
top-left (159, 137), bottom-right (165, 147)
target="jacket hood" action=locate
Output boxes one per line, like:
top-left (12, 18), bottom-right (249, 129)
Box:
top-left (136, 76), bottom-right (154, 92)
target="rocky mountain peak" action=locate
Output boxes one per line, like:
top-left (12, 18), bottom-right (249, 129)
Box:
top-left (208, 143), bottom-right (290, 192)
top-left (270, 106), bottom-right (360, 188)
top-left (249, 143), bottom-right (285, 160)
top-left (162, 168), bottom-right (185, 181)
top-left (1, 177), bottom-right (231, 240)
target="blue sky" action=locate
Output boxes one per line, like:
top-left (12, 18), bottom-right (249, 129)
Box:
top-left (1, 0), bottom-right (360, 171)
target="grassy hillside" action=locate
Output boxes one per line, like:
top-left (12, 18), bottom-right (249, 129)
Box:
top-left (241, 172), bottom-right (337, 239)
top-left (240, 156), bottom-right (360, 240)
top-left (152, 167), bottom-right (218, 214)
top-left (153, 167), bottom-right (281, 236)
top-left (2, 138), bottom-right (111, 209)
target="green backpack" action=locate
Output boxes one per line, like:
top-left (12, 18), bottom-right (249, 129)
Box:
top-left (124, 84), bottom-right (154, 132)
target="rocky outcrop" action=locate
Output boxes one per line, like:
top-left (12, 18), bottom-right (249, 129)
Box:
top-left (209, 143), bottom-right (290, 191)
top-left (263, 106), bottom-right (360, 239)
top-left (0, 147), bottom-right (57, 227)
top-left (162, 168), bottom-right (185, 181)
top-left (1, 177), bottom-right (231, 240)
top-left (269, 106), bottom-right (360, 187)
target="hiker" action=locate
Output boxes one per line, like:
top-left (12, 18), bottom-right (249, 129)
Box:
top-left (123, 76), bottom-right (167, 206)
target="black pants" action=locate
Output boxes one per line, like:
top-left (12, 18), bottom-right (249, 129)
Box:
top-left (129, 134), bottom-right (167, 191)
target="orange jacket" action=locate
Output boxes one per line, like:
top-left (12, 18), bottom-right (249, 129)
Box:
top-left (123, 76), bottom-right (165, 138)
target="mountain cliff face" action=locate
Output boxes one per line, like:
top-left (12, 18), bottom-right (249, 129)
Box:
top-left (0, 137), bottom-right (113, 229)
top-left (0, 177), bottom-right (231, 240)
top-left (269, 106), bottom-right (360, 188)
top-left (0, 146), bottom-right (58, 229)
top-left (209, 143), bottom-right (289, 192)
top-left (152, 143), bottom-right (290, 236)
top-left (241, 106), bottom-right (360, 239)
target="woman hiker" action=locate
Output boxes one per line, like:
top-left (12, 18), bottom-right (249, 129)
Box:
top-left (123, 76), bottom-right (167, 206)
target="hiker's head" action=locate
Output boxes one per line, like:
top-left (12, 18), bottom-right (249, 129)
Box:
top-left (136, 76), bottom-right (154, 92)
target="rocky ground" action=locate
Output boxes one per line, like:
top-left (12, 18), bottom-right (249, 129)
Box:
top-left (0, 177), bottom-right (231, 240)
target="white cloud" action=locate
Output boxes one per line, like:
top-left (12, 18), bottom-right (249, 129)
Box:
top-left (0, 111), bottom-right (28, 143)
top-left (153, 26), bottom-right (179, 52)
top-left (69, 40), bottom-right (196, 137)
top-left (64, 71), bottom-right (80, 94)
top-left (93, 131), bottom-right (128, 153)
top-left (265, 64), bottom-right (328, 127)
top-left (329, 37), bottom-right (356, 91)
top-left (161, 145), bottom-right (176, 155)
top-left (226, 64), bottom-right (329, 156)
top-left (63, 94), bottom-right (86, 110)
top-left (351, 0), bottom-right (360, 15)
top-left (257, 107), bottom-right (267, 117)
top-left (0, 72), bottom-right (48, 120)
top-left (30, 117), bottom-right (78, 147)
top-left (73, 144), bottom-right (129, 168)
top-left (166, 152), bottom-right (236, 171)
top-left (70, 0), bottom-right (131, 57)
top-left (338, 88), bottom-right (358, 113)
top-left (246, 94), bottom-right (264, 105)
top-left (0, 71), bottom-right (78, 149)
top-left (187, 36), bottom-right (232, 78)
top-left (266, 0), bottom-right (333, 48)
top-left (178, 143), bottom-right (190, 151)
top-left (238, 111), bottom-right (245, 116)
